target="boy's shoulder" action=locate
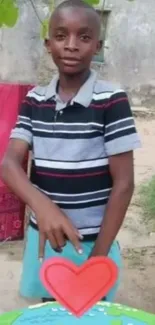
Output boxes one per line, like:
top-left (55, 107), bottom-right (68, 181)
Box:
top-left (26, 85), bottom-right (49, 102)
top-left (94, 79), bottom-right (123, 95)
top-left (25, 75), bottom-right (125, 102)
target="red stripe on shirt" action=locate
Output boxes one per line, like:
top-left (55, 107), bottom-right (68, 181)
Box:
top-left (23, 99), bottom-right (55, 108)
top-left (36, 170), bottom-right (107, 178)
top-left (90, 97), bottom-right (128, 109)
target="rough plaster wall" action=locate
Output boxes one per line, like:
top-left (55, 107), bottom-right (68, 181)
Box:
top-left (0, 0), bottom-right (49, 84)
top-left (101, 0), bottom-right (155, 107)
top-left (0, 0), bottom-right (155, 107)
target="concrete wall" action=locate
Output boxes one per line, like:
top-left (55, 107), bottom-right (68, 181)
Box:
top-left (0, 0), bottom-right (155, 107)
top-left (102, 0), bottom-right (155, 107)
top-left (0, 0), bottom-right (44, 84)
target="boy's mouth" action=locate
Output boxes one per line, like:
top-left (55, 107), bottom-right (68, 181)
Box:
top-left (60, 57), bottom-right (81, 66)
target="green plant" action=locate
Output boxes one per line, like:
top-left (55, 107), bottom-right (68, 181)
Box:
top-left (84, 0), bottom-right (100, 4)
top-left (0, 0), bottom-right (19, 27)
top-left (0, 0), bottom-right (134, 34)
top-left (0, 0), bottom-right (99, 30)
top-left (139, 176), bottom-right (155, 229)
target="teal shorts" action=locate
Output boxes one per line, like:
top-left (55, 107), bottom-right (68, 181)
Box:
top-left (20, 225), bottom-right (122, 301)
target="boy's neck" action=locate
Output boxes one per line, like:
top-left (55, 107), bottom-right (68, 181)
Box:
top-left (58, 69), bottom-right (90, 102)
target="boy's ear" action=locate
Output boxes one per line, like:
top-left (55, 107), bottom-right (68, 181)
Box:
top-left (44, 38), bottom-right (51, 53)
top-left (95, 40), bottom-right (103, 54)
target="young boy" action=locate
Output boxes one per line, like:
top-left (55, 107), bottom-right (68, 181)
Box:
top-left (1, 0), bottom-right (141, 302)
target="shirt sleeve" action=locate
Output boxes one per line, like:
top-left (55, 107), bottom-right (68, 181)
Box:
top-left (104, 90), bottom-right (141, 156)
top-left (10, 96), bottom-right (33, 145)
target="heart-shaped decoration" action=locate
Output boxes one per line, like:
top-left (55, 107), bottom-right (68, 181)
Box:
top-left (40, 256), bottom-right (118, 317)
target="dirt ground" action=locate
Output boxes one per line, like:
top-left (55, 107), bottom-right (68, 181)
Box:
top-left (0, 117), bottom-right (155, 314)
top-left (117, 117), bottom-right (155, 313)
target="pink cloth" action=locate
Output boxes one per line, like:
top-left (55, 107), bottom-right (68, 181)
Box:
top-left (0, 83), bottom-right (33, 241)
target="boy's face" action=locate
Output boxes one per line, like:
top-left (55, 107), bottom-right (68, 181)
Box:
top-left (46, 7), bottom-right (101, 75)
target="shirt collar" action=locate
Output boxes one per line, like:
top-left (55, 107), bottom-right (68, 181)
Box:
top-left (45, 69), bottom-right (97, 108)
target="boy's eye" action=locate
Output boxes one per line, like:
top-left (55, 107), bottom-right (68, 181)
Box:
top-left (55, 34), bottom-right (66, 41)
top-left (80, 35), bottom-right (91, 41)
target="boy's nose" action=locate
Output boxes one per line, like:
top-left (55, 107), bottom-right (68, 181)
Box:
top-left (64, 36), bottom-right (78, 51)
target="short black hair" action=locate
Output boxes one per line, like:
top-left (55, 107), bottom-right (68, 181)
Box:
top-left (55, 0), bottom-right (97, 11)
top-left (49, 0), bottom-right (101, 38)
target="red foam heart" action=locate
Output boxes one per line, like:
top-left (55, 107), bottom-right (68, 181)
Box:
top-left (40, 256), bottom-right (118, 317)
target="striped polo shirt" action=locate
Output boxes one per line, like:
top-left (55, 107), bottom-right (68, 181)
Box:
top-left (10, 70), bottom-right (141, 235)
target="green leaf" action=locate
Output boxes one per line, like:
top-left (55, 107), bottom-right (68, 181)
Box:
top-left (0, 9), bottom-right (4, 26)
top-left (84, 0), bottom-right (100, 4)
top-left (4, 6), bottom-right (19, 27)
top-left (0, 0), bottom-right (19, 28)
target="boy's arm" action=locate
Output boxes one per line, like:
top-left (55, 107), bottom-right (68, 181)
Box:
top-left (1, 139), bottom-right (48, 212)
top-left (1, 138), bottom-right (82, 255)
top-left (1, 96), bottom-right (66, 212)
top-left (90, 90), bottom-right (141, 257)
top-left (1, 95), bottom-right (81, 254)
top-left (0, 95), bottom-right (43, 211)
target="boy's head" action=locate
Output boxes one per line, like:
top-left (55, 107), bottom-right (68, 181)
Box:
top-left (45, 0), bottom-right (102, 76)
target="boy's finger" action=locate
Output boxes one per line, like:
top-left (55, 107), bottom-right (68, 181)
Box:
top-left (54, 229), bottom-right (66, 248)
top-left (68, 232), bottom-right (83, 254)
top-left (48, 232), bottom-right (61, 252)
top-left (68, 224), bottom-right (83, 240)
top-left (72, 227), bottom-right (83, 241)
top-left (38, 232), bottom-right (46, 262)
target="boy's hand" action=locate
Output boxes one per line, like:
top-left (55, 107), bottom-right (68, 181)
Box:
top-left (34, 197), bottom-right (83, 260)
